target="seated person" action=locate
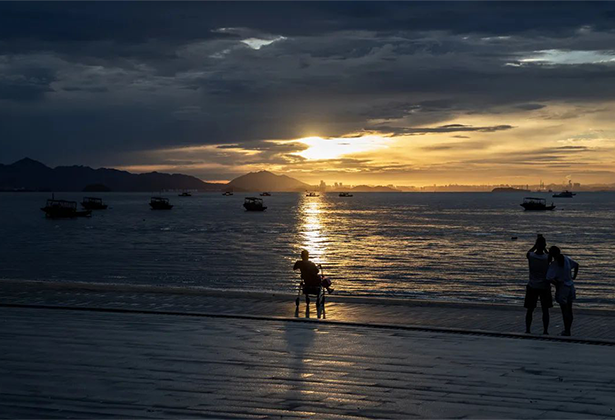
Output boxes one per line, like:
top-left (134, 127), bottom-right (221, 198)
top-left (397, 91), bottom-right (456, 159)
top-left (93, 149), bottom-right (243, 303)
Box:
top-left (293, 250), bottom-right (333, 293)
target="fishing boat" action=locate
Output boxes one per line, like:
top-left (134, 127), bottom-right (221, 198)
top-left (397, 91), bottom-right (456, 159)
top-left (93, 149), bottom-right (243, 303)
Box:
top-left (339, 192), bottom-right (353, 197)
top-left (244, 197), bottom-right (267, 211)
top-left (552, 190), bottom-right (576, 198)
top-left (521, 197), bottom-right (555, 211)
top-left (150, 197), bottom-right (173, 210)
top-left (260, 192), bottom-right (271, 196)
top-left (222, 191), bottom-right (233, 196)
top-left (306, 192), bottom-right (319, 197)
top-left (41, 199), bottom-right (92, 218)
top-left (81, 197), bottom-right (108, 210)
top-left (178, 192), bottom-right (192, 197)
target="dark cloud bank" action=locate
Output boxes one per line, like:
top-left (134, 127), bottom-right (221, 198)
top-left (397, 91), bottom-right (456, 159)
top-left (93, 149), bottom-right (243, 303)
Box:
top-left (1, 2), bottom-right (615, 180)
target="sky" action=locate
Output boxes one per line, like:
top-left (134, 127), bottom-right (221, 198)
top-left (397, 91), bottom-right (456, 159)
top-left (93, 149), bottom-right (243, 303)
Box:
top-left (1, 2), bottom-right (615, 186)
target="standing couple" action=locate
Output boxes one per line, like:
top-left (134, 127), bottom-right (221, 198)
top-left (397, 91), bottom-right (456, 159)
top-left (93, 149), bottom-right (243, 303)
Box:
top-left (525, 234), bottom-right (579, 336)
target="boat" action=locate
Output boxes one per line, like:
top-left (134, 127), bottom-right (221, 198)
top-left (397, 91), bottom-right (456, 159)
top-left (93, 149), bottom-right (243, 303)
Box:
top-left (520, 197), bottom-right (555, 211)
top-left (552, 190), bottom-right (576, 198)
top-left (150, 197), bottom-right (173, 210)
top-left (222, 191), bottom-right (233, 196)
top-left (81, 197), bottom-right (108, 210)
top-left (306, 192), bottom-right (319, 197)
top-left (41, 199), bottom-right (92, 218)
top-left (260, 192), bottom-right (271, 196)
top-left (243, 197), bottom-right (267, 211)
top-left (339, 192), bottom-right (353, 197)
top-left (178, 192), bottom-right (192, 197)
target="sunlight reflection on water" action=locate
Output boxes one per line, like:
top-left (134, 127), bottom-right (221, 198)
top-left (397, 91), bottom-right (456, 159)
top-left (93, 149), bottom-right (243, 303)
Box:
top-left (299, 196), bottom-right (328, 264)
top-left (1, 192), bottom-right (614, 307)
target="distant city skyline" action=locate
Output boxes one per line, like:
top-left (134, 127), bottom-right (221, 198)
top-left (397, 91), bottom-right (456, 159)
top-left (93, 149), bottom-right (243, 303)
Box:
top-left (1, 3), bottom-right (615, 186)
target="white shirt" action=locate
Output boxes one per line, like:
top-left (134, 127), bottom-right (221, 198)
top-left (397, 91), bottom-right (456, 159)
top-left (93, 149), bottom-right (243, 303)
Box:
top-left (547, 256), bottom-right (578, 287)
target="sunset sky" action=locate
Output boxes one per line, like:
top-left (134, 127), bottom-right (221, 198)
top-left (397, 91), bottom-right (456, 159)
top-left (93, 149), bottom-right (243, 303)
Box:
top-left (1, 2), bottom-right (615, 186)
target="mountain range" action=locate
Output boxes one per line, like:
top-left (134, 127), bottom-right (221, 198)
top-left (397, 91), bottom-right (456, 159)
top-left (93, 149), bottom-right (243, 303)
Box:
top-left (0, 158), bottom-right (316, 193)
top-left (0, 158), bottom-right (406, 193)
top-left (0, 158), bottom-right (220, 192)
top-left (227, 170), bottom-right (311, 192)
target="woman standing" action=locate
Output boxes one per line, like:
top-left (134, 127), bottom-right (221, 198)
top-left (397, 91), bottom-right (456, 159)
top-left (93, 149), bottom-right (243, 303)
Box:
top-left (547, 246), bottom-right (580, 336)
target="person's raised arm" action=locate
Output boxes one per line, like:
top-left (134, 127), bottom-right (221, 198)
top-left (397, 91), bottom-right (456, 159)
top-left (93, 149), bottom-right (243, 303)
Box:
top-left (293, 261), bottom-right (300, 270)
top-left (527, 242), bottom-right (538, 258)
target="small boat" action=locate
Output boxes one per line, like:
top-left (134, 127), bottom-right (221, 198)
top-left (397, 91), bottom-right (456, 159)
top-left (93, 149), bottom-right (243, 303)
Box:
top-left (150, 197), bottom-right (173, 210)
top-left (81, 197), bottom-right (108, 210)
top-left (41, 199), bottom-right (92, 218)
top-left (222, 191), bottom-right (233, 196)
top-left (178, 192), bottom-right (192, 197)
top-left (306, 192), bottom-right (319, 197)
top-left (244, 197), bottom-right (267, 211)
top-left (521, 197), bottom-right (555, 211)
top-left (553, 190), bottom-right (576, 198)
top-left (339, 192), bottom-right (353, 197)
top-left (260, 192), bottom-right (271, 196)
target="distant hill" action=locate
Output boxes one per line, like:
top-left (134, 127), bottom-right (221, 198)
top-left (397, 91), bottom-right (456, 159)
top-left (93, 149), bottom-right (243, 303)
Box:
top-left (227, 170), bottom-right (312, 192)
top-left (350, 185), bottom-right (400, 192)
top-left (0, 158), bottom-right (221, 192)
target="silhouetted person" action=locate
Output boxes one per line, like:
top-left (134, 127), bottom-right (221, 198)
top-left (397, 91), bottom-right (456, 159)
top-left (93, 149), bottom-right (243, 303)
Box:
top-left (547, 246), bottom-right (579, 336)
top-left (294, 250), bottom-right (320, 290)
top-left (524, 234), bottom-right (552, 334)
top-left (293, 250), bottom-right (333, 293)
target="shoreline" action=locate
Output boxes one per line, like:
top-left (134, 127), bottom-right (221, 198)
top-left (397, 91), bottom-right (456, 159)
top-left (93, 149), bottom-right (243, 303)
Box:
top-left (4, 301), bottom-right (615, 347)
top-left (2, 278), bottom-right (615, 316)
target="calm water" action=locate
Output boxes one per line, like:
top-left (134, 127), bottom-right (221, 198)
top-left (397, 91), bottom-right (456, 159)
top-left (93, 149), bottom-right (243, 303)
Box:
top-left (1, 192), bottom-right (614, 308)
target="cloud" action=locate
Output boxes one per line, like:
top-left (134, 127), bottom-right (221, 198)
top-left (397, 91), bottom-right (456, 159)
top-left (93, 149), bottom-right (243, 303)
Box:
top-left (421, 141), bottom-right (489, 151)
top-left (515, 103), bottom-right (545, 111)
top-left (517, 49), bottom-right (615, 66)
top-left (370, 124), bottom-right (514, 136)
top-left (1, 2), bottom-right (615, 185)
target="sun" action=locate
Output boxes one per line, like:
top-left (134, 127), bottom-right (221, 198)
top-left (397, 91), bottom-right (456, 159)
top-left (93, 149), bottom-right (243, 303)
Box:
top-left (293, 135), bottom-right (390, 160)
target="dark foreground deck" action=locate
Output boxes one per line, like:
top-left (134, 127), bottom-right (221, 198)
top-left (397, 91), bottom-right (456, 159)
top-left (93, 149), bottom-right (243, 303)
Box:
top-left (1, 282), bottom-right (615, 418)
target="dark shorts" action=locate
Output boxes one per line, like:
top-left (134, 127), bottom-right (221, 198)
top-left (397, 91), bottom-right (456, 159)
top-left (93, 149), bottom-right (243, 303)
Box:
top-left (524, 285), bottom-right (553, 309)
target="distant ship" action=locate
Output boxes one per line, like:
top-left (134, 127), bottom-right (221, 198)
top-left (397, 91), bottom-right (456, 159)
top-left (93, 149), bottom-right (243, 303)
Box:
top-left (553, 190), bottom-right (576, 198)
top-left (339, 192), bottom-right (353, 197)
top-left (244, 197), bottom-right (267, 211)
top-left (42, 199), bottom-right (92, 218)
top-left (521, 197), bottom-right (555, 211)
top-left (306, 192), bottom-right (319, 197)
top-left (260, 192), bottom-right (271, 196)
top-left (178, 192), bottom-right (192, 197)
top-left (149, 197), bottom-right (173, 210)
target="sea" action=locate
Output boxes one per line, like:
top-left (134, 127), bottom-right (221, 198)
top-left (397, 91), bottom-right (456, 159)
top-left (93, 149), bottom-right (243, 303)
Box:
top-left (1, 192), bottom-right (614, 308)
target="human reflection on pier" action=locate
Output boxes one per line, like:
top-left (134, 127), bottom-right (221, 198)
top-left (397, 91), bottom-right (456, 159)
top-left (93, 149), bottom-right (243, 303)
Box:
top-left (282, 322), bottom-right (316, 408)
